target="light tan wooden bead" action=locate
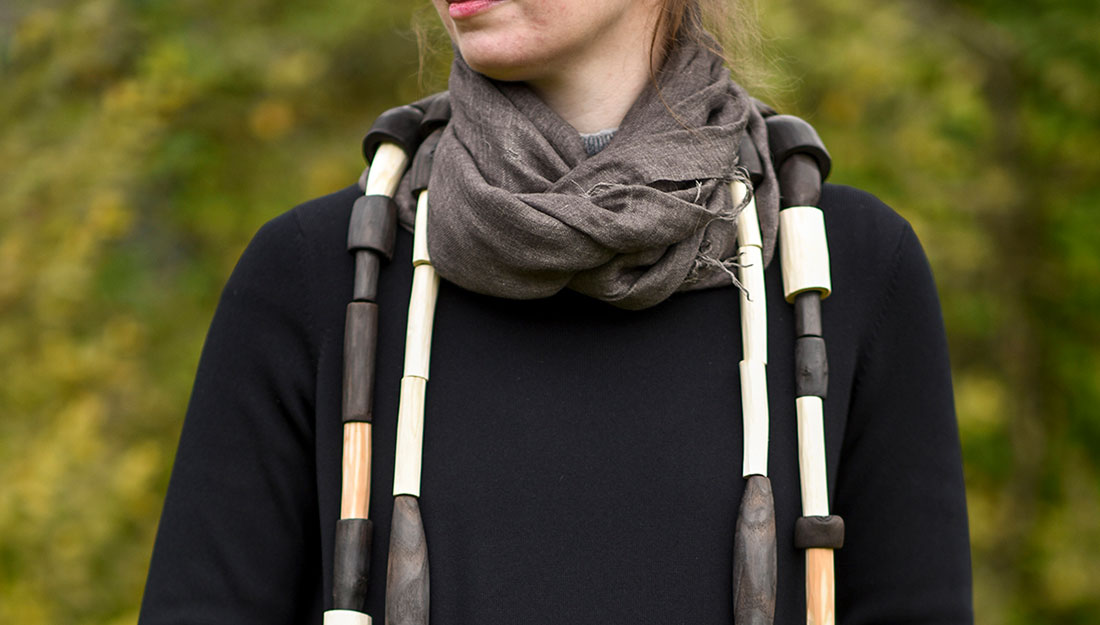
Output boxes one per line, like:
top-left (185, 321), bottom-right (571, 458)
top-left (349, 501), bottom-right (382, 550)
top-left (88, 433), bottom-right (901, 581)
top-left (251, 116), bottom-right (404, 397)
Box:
top-left (779, 206), bottom-right (832, 302)
top-left (738, 244), bottom-right (768, 364)
top-left (323, 610), bottom-right (373, 625)
top-left (364, 143), bottom-right (408, 198)
top-left (402, 264), bottom-right (440, 380)
top-left (340, 422), bottom-right (372, 520)
top-left (739, 359), bottom-right (770, 477)
top-left (393, 376), bottom-right (427, 498)
top-left (795, 396), bottom-right (830, 517)
top-left (412, 191), bottom-right (431, 267)
top-left (732, 181), bottom-right (763, 250)
top-left (806, 548), bottom-right (836, 625)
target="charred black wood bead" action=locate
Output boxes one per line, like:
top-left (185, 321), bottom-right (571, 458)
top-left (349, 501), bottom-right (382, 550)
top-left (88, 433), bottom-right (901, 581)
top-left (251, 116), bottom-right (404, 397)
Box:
top-left (362, 105), bottom-right (424, 163)
top-left (409, 131), bottom-right (443, 195)
top-left (795, 336), bottom-right (828, 398)
top-left (778, 154), bottom-right (824, 208)
top-left (348, 195), bottom-right (398, 260)
top-left (738, 137), bottom-right (765, 188)
top-left (794, 291), bottom-right (823, 338)
top-left (333, 518), bottom-right (374, 611)
top-left (794, 515), bottom-right (845, 550)
top-left (420, 93), bottom-right (452, 138)
top-left (342, 302), bottom-right (379, 423)
top-left (354, 251), bottom-right (382, 303)
top-left (733, 475), bottom-right (777, 625)
top-left (765, 114), bottom-right (832, 180)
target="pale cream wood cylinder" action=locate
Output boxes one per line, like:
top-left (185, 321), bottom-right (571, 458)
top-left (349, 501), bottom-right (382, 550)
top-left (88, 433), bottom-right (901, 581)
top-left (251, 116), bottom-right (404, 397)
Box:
top-left (412, 191), bottom-right (431, 267)
top-left (324, 609), bottom-right (373, 625)
top-left (779, 206), bottom-right (832, 302)
top-left (340, 422), bottom-right (372, 520)
top-left (364, 143), bottom-right (408, 198)
top-left (393, 375), bottom-right (427, 498)
top-left (732, 181), bottom-right (763, 249)
top-left (738, 244), bottom-right (767, 364)
top-left (402, 264), bottom-right (440, 380)
top-left (806, 548), bottom-right (836, 625)
top-left (739, 359), bottom-right (770, 477)
top-left (795, 396), bottom-right (830, 517)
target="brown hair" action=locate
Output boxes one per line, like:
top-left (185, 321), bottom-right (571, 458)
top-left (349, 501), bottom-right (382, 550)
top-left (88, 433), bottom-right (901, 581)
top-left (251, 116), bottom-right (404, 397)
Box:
top-left (653, 0), bottom-right (773, 95)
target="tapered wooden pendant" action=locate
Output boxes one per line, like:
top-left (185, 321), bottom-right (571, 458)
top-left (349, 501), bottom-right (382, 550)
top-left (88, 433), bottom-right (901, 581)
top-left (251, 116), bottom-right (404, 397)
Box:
top-left (733, 475), bottom-right (777, 625)
top-left (386, 495), bottom-right (430, 625)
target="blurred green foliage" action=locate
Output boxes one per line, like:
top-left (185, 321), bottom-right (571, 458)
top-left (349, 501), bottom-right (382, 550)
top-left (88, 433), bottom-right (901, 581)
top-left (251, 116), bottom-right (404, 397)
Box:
top-left (1, 0), bottom-right (1097, 623)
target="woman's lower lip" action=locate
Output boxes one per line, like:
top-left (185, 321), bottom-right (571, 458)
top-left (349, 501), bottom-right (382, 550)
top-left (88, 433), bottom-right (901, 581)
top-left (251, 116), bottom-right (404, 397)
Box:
top-left (448, 0), bottom-right (502, 19)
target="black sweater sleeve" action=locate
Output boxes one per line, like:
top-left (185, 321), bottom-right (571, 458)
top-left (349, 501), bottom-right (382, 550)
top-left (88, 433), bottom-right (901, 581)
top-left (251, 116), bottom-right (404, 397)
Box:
top-left (833, 222), bottom-right (973, 624)
top-left (139, 211), bottom-right (324, 624)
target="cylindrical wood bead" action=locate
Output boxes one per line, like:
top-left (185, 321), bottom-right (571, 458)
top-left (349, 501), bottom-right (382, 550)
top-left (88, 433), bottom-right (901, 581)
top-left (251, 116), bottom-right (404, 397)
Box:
top-left (765, 115), bottom-right (832, 181)
top-left (732, 181), bottom-right (763, 250)
top-left (795, 396), bottom-right (830, 517)
top-left (409, 131), bottom-right (442, 195)
top-left (806, 548), bottom-right (836, 625)
top-left (779, 206), bottom-right (832, 302)
top-left (794, 515), bottom-right (845, 550)
top-left (343, 302), bottom-right (379, 423)
top-left (354, 251), bottom-right (382, 303)
top-left (794, 291), bottom-right (823, 338)
top-left (393, 376), bottom-right (427, 498)
top-left (732, 475), bottom-right (777, 625)
top-left (387, 495), bottom-right (430, 625)
top-left (412, 191), bottom-right (431, 268)
top-left (794, 336), bottom-right (828, 399)
top-left (364, 143), bottom-right (409, 198)
top-left (403, 265), bottom-right (440, 380)
top-left (348, 195), bottom-right (398, 260)
top-left (324, 609), bottom-right (373, 625)
top-left (341, 422), bottom-right (372, 519)
top-left (738, 245), bottom-right (767, 364)
top-left (333, 517), bottom-right (374, 611)
top-left (362, 105), bottom-right (423, 163)
top-left (740, 360), bottom-right (770, 478)
top-left (778, 154), bottom-right (824, 209)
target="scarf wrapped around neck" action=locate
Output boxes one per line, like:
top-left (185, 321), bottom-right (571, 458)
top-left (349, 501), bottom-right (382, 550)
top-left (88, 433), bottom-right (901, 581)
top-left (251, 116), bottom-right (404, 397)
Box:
top-left (400, 38), bottom-right (778, 310)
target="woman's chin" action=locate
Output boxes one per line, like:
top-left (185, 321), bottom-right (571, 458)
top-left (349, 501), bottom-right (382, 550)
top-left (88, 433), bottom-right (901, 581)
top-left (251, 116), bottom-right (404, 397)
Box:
top-left (458, 48), bottom-right (541, 82)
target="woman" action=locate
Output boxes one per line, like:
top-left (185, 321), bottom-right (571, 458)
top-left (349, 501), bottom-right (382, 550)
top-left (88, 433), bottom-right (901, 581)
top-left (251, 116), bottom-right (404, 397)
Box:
top-left (139, 0), bottom-right (973, 623)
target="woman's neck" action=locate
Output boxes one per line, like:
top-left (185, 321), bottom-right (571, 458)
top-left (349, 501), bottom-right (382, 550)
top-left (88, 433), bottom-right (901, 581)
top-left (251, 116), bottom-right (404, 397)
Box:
top-left (526, 23), bottom-right (662, 134)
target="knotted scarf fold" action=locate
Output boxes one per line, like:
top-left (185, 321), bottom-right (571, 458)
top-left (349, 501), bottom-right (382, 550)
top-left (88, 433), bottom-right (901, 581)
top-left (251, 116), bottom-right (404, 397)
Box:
top-left (401, 38), bottom-right (778, 310)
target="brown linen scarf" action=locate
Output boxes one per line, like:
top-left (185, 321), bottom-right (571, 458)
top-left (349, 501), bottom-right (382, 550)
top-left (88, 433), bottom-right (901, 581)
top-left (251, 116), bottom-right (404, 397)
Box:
top-left (406, 38), bottom-right (778, 310)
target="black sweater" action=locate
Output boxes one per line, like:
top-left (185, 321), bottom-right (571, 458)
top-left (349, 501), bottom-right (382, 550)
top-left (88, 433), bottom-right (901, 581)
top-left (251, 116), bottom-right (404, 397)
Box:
top-left (139, 183), bottom-right (972, 624)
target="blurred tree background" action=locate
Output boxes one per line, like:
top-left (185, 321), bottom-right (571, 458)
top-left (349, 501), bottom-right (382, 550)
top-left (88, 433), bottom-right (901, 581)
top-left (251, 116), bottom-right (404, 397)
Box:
top-left (0, 0), bottom-right (1096, 623)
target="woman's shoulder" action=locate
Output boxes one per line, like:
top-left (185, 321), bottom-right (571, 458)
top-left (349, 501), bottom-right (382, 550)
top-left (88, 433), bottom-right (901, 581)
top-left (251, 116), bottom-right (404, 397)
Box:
top-left (816, 182), bottom-right (926, 286)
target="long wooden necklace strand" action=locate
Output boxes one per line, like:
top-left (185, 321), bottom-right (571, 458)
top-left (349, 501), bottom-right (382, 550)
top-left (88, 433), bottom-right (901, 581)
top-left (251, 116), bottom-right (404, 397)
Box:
top-left (327, 101), bottom-right (841, 625)
top-left (768, 114), bottom-right (844, 625)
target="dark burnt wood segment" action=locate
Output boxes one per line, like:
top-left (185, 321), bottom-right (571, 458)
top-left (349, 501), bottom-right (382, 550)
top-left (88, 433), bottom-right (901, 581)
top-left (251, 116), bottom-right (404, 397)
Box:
top-left (765, 114), bottom-right (832, 181)
top-left (409, 131), bottom-right (443, 195)
top-left (342, 302), bottom-right (379, 423)
top-left (333, 518), bottom-right (374, 611)
top-left (733, 475), bottom-right (777, 625)
top-left (794, 336), bottom-right (828, 399)
top-left (348, 195), bottom-right (398, 261)
top-left (363, 105), bottom-right (424, 164)
top-left (793, 291), bottom-right (823, 338)
top-left (794, 515), bottom-right (845, 550)
top-left (777, 154), bottom-right (823, 209)
top-left (420, 94), bottom-right (452, 139)
top-left (354, 251), bottom-right (382, 303)
top-left (387, 495), bottom-right (430, 625)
